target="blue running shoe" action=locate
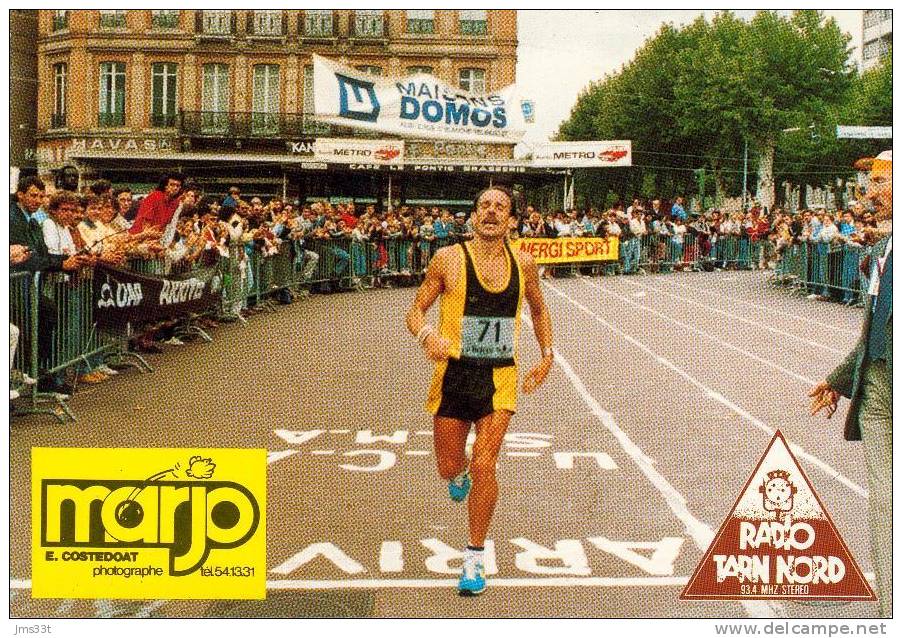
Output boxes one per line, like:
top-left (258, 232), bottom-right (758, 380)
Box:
top-left (458, 549), bottom-right (486, 596)
top-left (448, 471), bottom-right (471, 502)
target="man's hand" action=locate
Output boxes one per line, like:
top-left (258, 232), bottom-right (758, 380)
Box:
top-left (523, 355), bottom-right (553, 394)
top-left (10, 244), bottom-right (30, 265)
top-left (62, 254), bottom-right (91, 271)
top-left (422, 332), bottom-right (451, 362)
top-left (808, 381), bottom-right (840, 418)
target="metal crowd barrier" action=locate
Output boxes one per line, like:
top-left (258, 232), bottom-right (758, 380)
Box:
top-left (769, 241), bottom-right (871, 304)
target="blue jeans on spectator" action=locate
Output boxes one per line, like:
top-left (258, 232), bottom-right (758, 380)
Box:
top-left (841, 245), bottom-right (860, 303)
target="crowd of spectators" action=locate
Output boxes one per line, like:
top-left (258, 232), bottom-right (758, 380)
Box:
top-left (9, 173), bottom-right (887, 398)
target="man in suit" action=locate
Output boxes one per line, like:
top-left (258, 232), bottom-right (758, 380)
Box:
top-left (10, 176), bottom-right (86, 274)
top-left (809, 150), bottom-right (892, 617)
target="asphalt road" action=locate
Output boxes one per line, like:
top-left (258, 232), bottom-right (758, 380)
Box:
top-left (9, 270), bottom-right (880, 618)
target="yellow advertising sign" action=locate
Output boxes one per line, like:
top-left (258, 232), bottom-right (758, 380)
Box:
top-left (512, 237), bottom-right (620, 264)
top-left (32, 448), bottom-right (266, 599)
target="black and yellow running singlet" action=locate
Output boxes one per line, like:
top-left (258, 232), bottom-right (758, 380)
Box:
top-left (426, 240), bottom-right (525, 422)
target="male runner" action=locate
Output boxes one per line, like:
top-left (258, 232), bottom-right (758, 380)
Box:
top-left (406, 186), bottom-right (554, 595)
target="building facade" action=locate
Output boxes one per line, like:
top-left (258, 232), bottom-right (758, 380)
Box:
top-left (11, 10), bottom-right (39, 186)
top-left (34, 9), bottom-right (539, 204)
top-left (861, 9), bottom-right (891, 71)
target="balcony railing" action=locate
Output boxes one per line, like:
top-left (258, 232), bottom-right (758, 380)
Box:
top-left (179, 111), bottom-right (331, 138)
top-left (50, 113), bottom-right (67, 128)
top-left (407, 18), bottom-right (434, 34)
top-left (98, 112), bottom-right (125, 127)
top-left (52, 12), bottom-right (68, 31)
top-left (99, 12), bottom-right (127, 29)
top-left (196, 11), bottom-right (234, 37)
top-left (151, 113), bottom-right (177, 128)
top-left (460, 19), bottom-right (487, 36)
top-left (303, 11), bottom-right (333, 38)
top-left (353, 12), bottom-right (385, 38)
top-left (152, 11), bottom-right (180, 29)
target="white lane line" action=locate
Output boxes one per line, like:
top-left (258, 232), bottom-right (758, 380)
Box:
top-left (664, 280), bottom-right (859, 336)
top-left (583, 279), bottom-right (816, 386)
top-left (522, 313), bottom-right (780, 618)
top-left (630, 281), bottom-right (845, 355)
top-left (543, 282), bottom-right (866, 499)
top-left (10, 572), bottom-right (879, 592)
top-left (267, 450), bottom-right (298, 464)
top-left (267, 576), bottom-right (688, 589)
top-left (415, 430), bottom-right (434, 436)
top-left (310, 450), bottom-right (335, 456)
top-left (329, 429), bottom-right (350, 434)
top-left (505, 451), bottom-right (542, 458)
top-left (404, 450), bottom-right (431, 456)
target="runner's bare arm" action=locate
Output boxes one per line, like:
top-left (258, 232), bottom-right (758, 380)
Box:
top-left (406, 246), bottom-right (453, 361)
top-left (520, 251), bottom-right (554, 393)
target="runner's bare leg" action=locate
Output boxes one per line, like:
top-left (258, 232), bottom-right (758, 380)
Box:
top-left (433, 416), bottom-right (470, 480)
top-left (468, 410), bottom-right (513, 547)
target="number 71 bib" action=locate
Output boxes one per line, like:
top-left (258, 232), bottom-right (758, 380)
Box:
top-left (460, 315), bottom-right (515, 360)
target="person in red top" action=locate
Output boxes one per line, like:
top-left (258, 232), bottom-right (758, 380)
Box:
top-left (129, 172), bottom-right (185, 234)
top-left (340, 203), bottom-right (359, 230)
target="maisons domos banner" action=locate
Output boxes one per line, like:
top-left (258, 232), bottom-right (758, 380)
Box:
top-left (312, 54), bottom-right (531, 144)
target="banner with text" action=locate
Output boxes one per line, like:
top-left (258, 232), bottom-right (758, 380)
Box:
top-left (312, 54), bottom-right (531, 143)
top-left (513, 237), bottom-right (620, 263)
top-left (92, 264), bottom-right (222, 328)
top-left (314, 138), bottom-right (405, 165)
top-left (531, 141), bottom-right (632, 167)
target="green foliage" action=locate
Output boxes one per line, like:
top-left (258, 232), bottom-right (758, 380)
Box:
top-left (557, 10), bottom-right (877, 204)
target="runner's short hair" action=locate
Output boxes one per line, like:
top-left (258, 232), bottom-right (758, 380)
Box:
top-left (474, 185), bottom-right (523, 218)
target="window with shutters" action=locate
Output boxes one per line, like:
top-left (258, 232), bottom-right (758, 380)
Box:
top-left (252, 64), bottom-right (280, 135)
top-left (98, 62), bottom-right (126, 127)
top-left (459, 68), bottom-right (485, 93)
top-left (201, 11), bottom-right (231, 35)
top-left (52, 10), bottom-right (68, 31)
top-left (253, 10), bottom-right (282, 36)
top-left (99, 10), bottom-right (127, 29)
top-left (151, 63), bottom-right (178, 128)
top-left (355, 65), bottom-right (383, 77)
top-left (407, 10), bottom-right (434, 34)
top-left (304, 10), bottom-right (333, 37)
top-left (354, 10), bottom-right (383, 37)
top-left (152, 10), bottom-right (179, 29)
top-left (52, 63), bottom-right (67, 128)
top-left (459, 10), bottom-right (487, 36)
top-left (202, 63), bottom-right (230, 134)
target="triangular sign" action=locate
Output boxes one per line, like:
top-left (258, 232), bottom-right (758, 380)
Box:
top-left (681, 430), bottom-right (875, 601)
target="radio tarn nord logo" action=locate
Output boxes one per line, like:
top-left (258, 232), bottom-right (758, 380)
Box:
top-left (40, 455), bottom-right (261, 576)
top-left (337, 73), bottom-right (380, 122)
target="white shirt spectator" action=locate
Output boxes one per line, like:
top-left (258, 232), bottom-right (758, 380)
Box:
top-left (629, 217), bottom-right (647, 237)
top-left (820, 221), bottom-right (838, 243)
top-left (554, 219), bottom-right (573, 236)
top-left (606, 221), bottom-right (622, 236)
top-left (43, 218), bottom-right (77, 256)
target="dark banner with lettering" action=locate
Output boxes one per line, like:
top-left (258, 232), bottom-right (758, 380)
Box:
top-left (92, 264), bottom-right (222, 328)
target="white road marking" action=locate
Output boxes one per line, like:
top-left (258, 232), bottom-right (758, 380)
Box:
top-left (631, 281), bottom-right (845, 354)
top-left (266, 576), bottom-right (690, 589)
top-left (543, 282), bottom-right (867, 499)
top-left (329, 429), bottom-right (350, 434)
top-left (404, 450), bottom-right (430, 456)
top-left (415, 430), bottom-right (434, 436)
top-left (583, 279), bottom-right (816, 385)
top-left (663, 279), bottom-right (859, 336)
top-left (267, 450), bottom-right (298, 464)
top-left (522, 311), bottom-right (781, 618)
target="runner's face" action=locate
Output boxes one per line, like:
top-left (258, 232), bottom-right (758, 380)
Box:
top-left (473, 189), bottom-right (511, 240)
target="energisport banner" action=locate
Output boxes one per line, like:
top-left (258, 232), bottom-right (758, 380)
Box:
top-left (32, 448), bottom-right (266, 599)
top-left (92, 263), bottom-right (223, 328)
top-left (312, 54), bottom-right (531, 143)
top-left (513, 237), bottom-right (620, 264)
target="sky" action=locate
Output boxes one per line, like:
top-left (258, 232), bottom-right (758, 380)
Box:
top-left (515, 10), bottom-right (864, 153)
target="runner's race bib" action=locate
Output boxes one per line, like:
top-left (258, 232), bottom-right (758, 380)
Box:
top-left (460, 315), bottom-right (515, 360)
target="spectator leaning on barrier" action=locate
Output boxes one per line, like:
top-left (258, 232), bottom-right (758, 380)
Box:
top-left (129, 172), bottom-right (185, 234)
top-left (10, 177), bottom-right (87, 274)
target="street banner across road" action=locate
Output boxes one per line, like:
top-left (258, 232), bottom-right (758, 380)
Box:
top-left (835, 126), bottom-right (892, 139)
top-left (531, 141), bottom-right (632, 167)
top-left (312, 54), bottom-right (531, 143)
top-left (513, 237), bottom-right (620, 263)
top-left (314, 138), bottom-right (405, 165)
